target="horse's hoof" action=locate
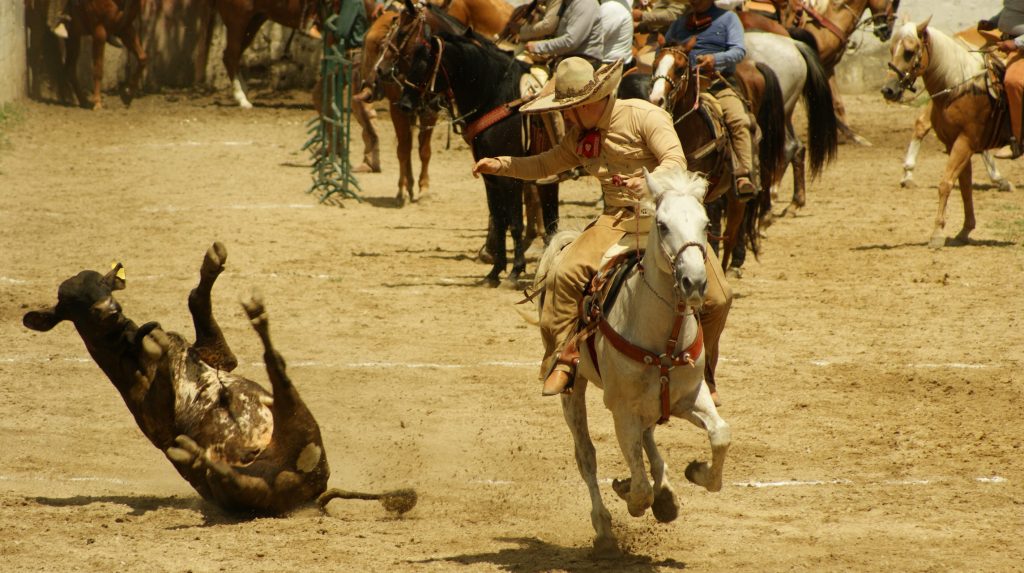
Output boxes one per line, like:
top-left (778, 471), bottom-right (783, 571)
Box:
top-left (611, 478), bottom-right (630, 500)
top-left (476, 245), bottom-right (494, 265)
top-left (651, 487), bottom-right (679, 523)
top-left (900, 178), bottom-right (916, 189)
top-left (395, 190), bottom-right (407, 208)
top-left (412, 186), bottom-right (428, 202)
top-left (591, 536), bottom-right (621, 559)
top-left (928, 235), bottom-right (946, 249)
top-left (998, 181), bottom-right (1014, 193)
top-left (501, 275), bottom-right (522, 290)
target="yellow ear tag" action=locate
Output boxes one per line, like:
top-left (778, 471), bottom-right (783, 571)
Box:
top-left (109, 261), bottom-right (126, 280)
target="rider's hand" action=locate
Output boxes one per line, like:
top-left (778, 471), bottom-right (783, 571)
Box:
top-left (473, 158), bottom-right (500, 178)
top-left (371, 4), bottom-right (385, 19)
top-left (632, 9), bottom-right (643, 22)
top-left (621, 176), bottom-right (646, 195)
top-left (696, 54), bottom-right (716, 73)
top-left (526, 42), bottom-right (539, 55)
top-left (997, 39), bottom-right (1020, 53)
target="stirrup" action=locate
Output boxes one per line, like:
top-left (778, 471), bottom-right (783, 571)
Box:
top-left (735, 176), bottom-right (757, 201)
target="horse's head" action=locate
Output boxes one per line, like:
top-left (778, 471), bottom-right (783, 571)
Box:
top-left (868, 0), bottom-right (900, 42)
top-left (398, 34), bottom-right (448, 114)
top-left (645, 167), bottom-right (709, 307)
top-left (648, 39), bottom-right (696, 110)
top-left (880, 17), bottom-right (929, 102)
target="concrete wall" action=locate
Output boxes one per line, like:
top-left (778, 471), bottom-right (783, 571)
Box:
top-left (1, 1), bottom-right (27, 105)
top-left (836, 0), bottom-right (1002, 94)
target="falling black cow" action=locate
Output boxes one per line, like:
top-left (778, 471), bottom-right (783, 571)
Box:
top-left (23, 242), bottom-right (415, 515)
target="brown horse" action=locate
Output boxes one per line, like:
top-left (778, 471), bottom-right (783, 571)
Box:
top-left (60, 0), bottom-right (147, 109)
top-left (356, 0), bottom-right (512, 204)
top-left (881, 19), bottom-right (1010, 248)
top-left (741, 0), bottom-right (900, 145)
top-left (649, 41), bottom-right (787, 270)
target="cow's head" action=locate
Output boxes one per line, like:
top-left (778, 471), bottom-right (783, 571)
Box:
top-left (24, 264), bottom-right (127, 334)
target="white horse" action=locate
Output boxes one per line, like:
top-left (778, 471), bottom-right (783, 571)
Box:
top-left (743, 32), bottom-right (839, 218)
top-left (536, 167), bottom-right (730, 556)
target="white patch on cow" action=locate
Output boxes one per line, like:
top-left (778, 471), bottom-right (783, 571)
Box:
top-left (296, 443), bottom-right (322, 473)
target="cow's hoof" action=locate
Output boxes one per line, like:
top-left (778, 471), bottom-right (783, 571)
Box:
top-left (241, 290), bottom-right (267, 328)
top-left (202, 242), bottom-right (228, 278)
top-left (166, 446), bottom-right (195, 465)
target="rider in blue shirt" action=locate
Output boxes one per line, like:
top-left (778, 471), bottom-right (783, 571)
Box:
top-left (663, 0), bottom-right (756, 198)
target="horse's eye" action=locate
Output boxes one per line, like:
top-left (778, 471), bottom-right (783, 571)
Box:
top-left (903, 49), bottom-right (915, 62)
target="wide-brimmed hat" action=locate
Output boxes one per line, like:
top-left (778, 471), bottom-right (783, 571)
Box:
top-left (521, 58), bottom-right (623, 113)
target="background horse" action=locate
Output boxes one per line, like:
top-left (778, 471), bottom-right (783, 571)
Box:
top-left (357, 0), bottom-right (512, 204)
top-left (744, 31), bottom-right (838, 218)
top-left (648, 42), bottom-right (787, 270)
top-left (60, 0), bottom-right (147, 109)
top-left (536, 166), bottom-right (729, 556)
top-left (398, 25), bottom-right (554, 286)
top-left (881, 19), bottom-right (1009, 248)
top-left (898, 26), bottom-right (1013, 193)
top-left (742, 0), bottom-right (899, 146)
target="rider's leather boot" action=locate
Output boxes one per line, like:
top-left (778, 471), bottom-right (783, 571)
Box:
top-left (542, 339), bottom-right (580, 396)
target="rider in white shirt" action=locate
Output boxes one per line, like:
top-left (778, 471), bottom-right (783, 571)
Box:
top-left (600, 0), bottom-right (635, 67)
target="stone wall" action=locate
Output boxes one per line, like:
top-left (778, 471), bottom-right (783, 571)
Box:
top-left (1, 1), bottom-right (27, 105)
top-left (836, 0), bottom-right (1002, 94)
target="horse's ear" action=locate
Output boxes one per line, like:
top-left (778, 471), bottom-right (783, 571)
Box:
top-left (403, 0), bottom-right (417, 14)
top-left (644, 167), bottom-right (664, 201)
top-left (916, 16), bottom-right (931, 39)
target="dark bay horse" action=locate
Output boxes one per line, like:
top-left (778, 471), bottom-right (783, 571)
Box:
top-left (60, 0), bottom-right (147, 109)
top-left (356, 0), bottom-right (512, 204)
top-left (648, 41), bottom-right (787, 270)
top-left (398, 25), bottom-right (556, 286)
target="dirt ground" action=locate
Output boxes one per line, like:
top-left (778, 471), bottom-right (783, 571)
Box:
top-left (1, 87), bottom-right (1022, 573)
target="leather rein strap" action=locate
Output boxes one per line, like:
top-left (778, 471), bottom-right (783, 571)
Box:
top-left (801, 0), bottom-right (848, 47)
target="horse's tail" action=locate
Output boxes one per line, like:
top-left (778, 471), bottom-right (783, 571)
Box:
top-left (754, 62), bottom-right (787, 188)
top-left (516, 229), bottom-right (579, 325)
top-left (794, 41), bottom-right (838, 178)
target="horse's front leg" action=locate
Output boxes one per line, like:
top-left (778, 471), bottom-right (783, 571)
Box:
top-left (931, 137), bottom-right (973, 248)
top-left (560, 380), bottom-right (619, 557)
top-left (90, 26), bottom-right (107, 110)
top-left (506, 181), bottom-right (526, 287)
top-left (611, 410), bottom-right (653, 517)
top-left (188, 242), bottom-right (237, 371)
top-left (642, 427), bottom-right (679, 523)
top-left (954, 154), bottom-right (976, 245)
top-left (720, 196), bottom-right (745, 271)
top-left (415, 109), bottom-right (437, 202)
top-left (390, 101), bottom-right (414, 205)
top-left (784, 135), bottom-right (806, 216)
top-left (677, 382), bottom-right (731, 492)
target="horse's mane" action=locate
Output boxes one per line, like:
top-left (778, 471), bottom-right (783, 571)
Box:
top-left (426, 3), bottom-right (469, 36)
top-left (650, 167), bottom-right (708, 204)
top-left (893, 21), bottom-right (983, 90)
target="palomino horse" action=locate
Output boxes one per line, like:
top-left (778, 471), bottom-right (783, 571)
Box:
top-left (536, 167), bottom-right (729, 556)
top-left (881, 19), bottom-right (1011, 248)
top-left (398, 24), bottom-right (556, 286)
top-left (898, 27), bottom-right (1012, 193)
top-left (648, 42), bottom-right (787, 270)
top-left (744, 32), bottom-right (838, 217)
top-left (742, 0), bottom-right (900, 146)
top-left (357, 0), bottom-right (512, 204)
top-left (60, 0), bottom-right (147, 109)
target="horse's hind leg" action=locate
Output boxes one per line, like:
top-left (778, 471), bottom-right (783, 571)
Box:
top-left (901, 105), bottom-right (933, 188)
top-left (931, 138), bottom-right (972, 248)
top-left (954, 156), bottom-right (976, 245)
top-left (89, 26), bottom-right (107, 110)
top-left (189, 242), bottom-right (238, 371)
top-left (506, 183), bottom-right (526, 287)
top-left (414, 109), bottom-right (437, 202)
top-left (391, 102), bottom-right (414, 205)
top-left (537, 182), bottom-right (560, 239)
top-left (677, 383), bottom-right (731, 492)
top-left (643, 428), bottom-right (678, 523)
top-left (119, 25), bottom-right (147, 106)
top-left (560, 380), bottom-right (619, 557)
top-left (980, 151), bottom-right (1013, 192)
top-left (782, 129), bottom-right (806, 217)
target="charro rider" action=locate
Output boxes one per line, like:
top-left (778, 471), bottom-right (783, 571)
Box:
top-left (665, 0), bottom-right (757, 199)
top-left (987, 0), bottom-right (1024, 158)
top-left (472, 58), bottom-right (732, 404)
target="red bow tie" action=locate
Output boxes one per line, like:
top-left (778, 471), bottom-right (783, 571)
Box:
top-left (687, 12), bottom-right (712, 31)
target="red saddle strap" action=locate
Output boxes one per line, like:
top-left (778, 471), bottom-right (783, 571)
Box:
top-left (462, 97), bottom-right (527, 145)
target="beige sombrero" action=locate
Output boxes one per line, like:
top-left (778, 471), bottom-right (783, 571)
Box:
top-left (520, 58), bottom-right (623, 113)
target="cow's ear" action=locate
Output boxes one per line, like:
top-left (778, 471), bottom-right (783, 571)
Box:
top-left (24, 308), bottom-right (63, 332)
top-left (103, 262), bottom-right (126, 291)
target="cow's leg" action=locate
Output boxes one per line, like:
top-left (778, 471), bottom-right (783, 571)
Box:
top-left (90, 26), bottom-right (107, 110)
top-left (188, 242), bottom-right (238, 371)
top-left (611, 410), bottom-right (653, 518)
top-left (980, 151), bottom-right (1013, 192)
top-left (677, 382), bottom-right (731, 492)
top-left (414, 109), bottom-right (436, 202)
top-left (643, 427), bottom-right (678, 523)
top-left (560, 380), bottom-right (619, 557)
top-left (901, 105), bottom-right (933, 188)
top-left (931, 137), bottom-right (973, 248)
